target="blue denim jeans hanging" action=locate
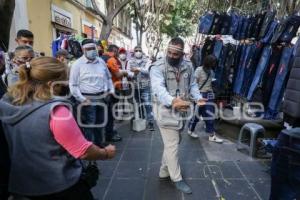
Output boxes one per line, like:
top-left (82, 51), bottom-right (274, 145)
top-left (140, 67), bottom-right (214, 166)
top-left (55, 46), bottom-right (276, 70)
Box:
top-left (247, 46), bottom-right (272, 101)
top-left (198, 12), bottom-right (215, 34)
top-left (213, 40), bottom-right (223, 59)
top-left (234, 44), bottom-right (256, 95)
top-left (279, 15), bottom-right (300, 44)
top-left (241, 43), bottom-right (264, 97)
top-left (233, 44), bottom-right (247, 94)
top-left (229, 11), bottom-right (239, 36)
top-left (260, 21), bottom-right (278, 44)
top-left (265, 46), bottom-right (293, 119)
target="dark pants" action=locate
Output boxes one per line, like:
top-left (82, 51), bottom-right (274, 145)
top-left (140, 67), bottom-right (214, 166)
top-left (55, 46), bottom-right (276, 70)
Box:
top-left (188, 92), bottom-right (215, 134)
top-left (134, 87), bottom-right (154, 122)
top-left (105, 92), bottom-right (119, 140)
top-left (270, 130), bottom-right (300, 200)
top-left (81, 97), bottom-right (106, 146)
top-left (26, 180), bottom-right (94, 200)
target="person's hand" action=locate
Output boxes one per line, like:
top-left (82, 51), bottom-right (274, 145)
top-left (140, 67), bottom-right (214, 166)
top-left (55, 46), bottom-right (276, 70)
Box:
top-left (82, 98), bottom-right (91, 105)
top-left (104, 144), bottom-right (116, 159)
top-left (172, 97), bottom-right (191, 112)
top-left (122, 70), bottom-right (128, 77)
top-left (197, 98), bottom-right (207, 106)
top-left (131, 67), bottom-right (140, 74)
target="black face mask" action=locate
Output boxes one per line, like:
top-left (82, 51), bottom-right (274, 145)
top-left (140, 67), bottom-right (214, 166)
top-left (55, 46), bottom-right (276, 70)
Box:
top-left (98, 50), bottom-right (103, 56)
top-left (167, 56), bottom-right (181, 67)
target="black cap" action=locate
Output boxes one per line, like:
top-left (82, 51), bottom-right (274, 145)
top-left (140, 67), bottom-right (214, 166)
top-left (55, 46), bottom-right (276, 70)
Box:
top-left (81, 39), bottom-right (95, 46)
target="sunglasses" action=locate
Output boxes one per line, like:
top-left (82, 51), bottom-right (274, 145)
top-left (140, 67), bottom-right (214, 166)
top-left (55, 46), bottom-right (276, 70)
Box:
top-left (135, 50), bottom-right (142, 52)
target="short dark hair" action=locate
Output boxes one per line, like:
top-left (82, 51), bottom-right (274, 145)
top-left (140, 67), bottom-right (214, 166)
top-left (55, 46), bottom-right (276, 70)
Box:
top-left (134, 46), bottom-right (142, 51)
top-left (55, 49), bottom-right (69, 58)
top-left (169, 37), bottom-right (184, 49)
top-left (17, 30), bottom-right (34, 39)
top-left (81, 39), bottom-right (95, 46)
top-left (203, 54), bottom-right (217, 69)
top-left (108, 44), bottom-right (119, 52)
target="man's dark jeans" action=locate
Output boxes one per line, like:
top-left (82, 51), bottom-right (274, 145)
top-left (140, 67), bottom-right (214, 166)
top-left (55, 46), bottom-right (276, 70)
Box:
top-left (105, 92), bottom-right (120, 140)
top-left (81, 97), bottom-right (106, 146)
top-left (270, 129), bottom-right (300, 200)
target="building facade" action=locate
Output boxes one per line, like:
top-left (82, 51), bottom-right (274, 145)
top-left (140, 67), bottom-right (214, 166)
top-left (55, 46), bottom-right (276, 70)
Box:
top-left (9, 0), bottom-right (133, 55)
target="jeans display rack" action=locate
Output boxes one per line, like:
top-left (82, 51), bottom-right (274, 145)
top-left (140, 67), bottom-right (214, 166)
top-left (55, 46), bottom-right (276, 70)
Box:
top-left (193, 9), bottom-right (300, 120)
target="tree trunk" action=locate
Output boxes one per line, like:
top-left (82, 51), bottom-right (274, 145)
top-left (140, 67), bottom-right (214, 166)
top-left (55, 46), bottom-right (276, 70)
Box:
top-left (0, 0), bottom-right (15, 50)
top-left (139, 30), bottom-right (143, 47)
top-left (100, 22), bottom-right (113, 40)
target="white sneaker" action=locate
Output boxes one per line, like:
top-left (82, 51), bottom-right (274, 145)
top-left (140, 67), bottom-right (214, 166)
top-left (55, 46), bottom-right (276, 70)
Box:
top-left (208, 134), bottom-right (223, 143)
top-left (188, 130), bottom-right (199, 138)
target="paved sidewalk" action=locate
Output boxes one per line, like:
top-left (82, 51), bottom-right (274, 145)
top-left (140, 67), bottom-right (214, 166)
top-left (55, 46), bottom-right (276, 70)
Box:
top-left (92, 122), bottom-right (271, 200)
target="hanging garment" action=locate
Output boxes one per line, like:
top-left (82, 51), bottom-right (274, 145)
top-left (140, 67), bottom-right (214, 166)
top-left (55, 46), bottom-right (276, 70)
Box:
top-left (210, 12), bottom-right (223, 35)
top-left (214, 43), bottom-right (236, 92)
top-left (220, 14), bottom-right (232, 35)
top-left (260, 21), bottom-right (278, 44)
top-left (212, 39), bottom-right (223, 59)
top-left (271, 19), bottom-right (288, 44)
top-left (247, 45), bottom-right (272, 100)
top-left (259, 11), bottom-right (276, 39)
top-left (190, 47), bottom-right (202, 69)
top-left (265, 46), bottom-right (294, 119)
top-left (233, 16), bottom-right (245, 40)
top-left (68, 39), bottom-right (83, 58)
top-left (241, 43), bottom-right (264, 97)
top-left (214, 43), bottom-right (227, 90)
top-left (262, 46), bottom-right (283, 108)
top-left (198, 11), bottom-right (215, 34)
top-left (252, 12), bottom-right (266, 39)
top-left (232, 44), bottom-right (244, 88)
top-left (233, 44), bottom-right (247, 94)
top-left (52, 37), bottom-right (63, 57)
top-left (234, 43), bottom-right (257, 95)
top-left (245, 16), bottom-right (256, 39)
top-left (279, 15), bottom-right (300, 44)
top-left (202, 37), bottom-right (215, 61)
top-left (229, 11), bottom-right (239, 36)
top-left (60, 38), bottom-right (69, 50)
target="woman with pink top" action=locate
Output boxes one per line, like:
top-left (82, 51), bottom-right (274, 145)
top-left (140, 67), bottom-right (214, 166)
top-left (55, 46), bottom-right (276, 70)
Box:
top-left (0, 57), bottom-right (115, 200)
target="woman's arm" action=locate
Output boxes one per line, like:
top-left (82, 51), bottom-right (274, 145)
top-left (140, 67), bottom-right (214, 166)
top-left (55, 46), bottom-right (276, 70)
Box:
top-left (50, 105), bottom-right (116, 160)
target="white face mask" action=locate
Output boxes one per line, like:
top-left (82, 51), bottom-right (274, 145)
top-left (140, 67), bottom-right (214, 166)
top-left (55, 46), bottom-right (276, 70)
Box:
top-left (134, 52), bottom-right (143, 59)
top-left (85, 49), bottom-right (98, 60)
top-left (119, 54), bottom-right (127, 61)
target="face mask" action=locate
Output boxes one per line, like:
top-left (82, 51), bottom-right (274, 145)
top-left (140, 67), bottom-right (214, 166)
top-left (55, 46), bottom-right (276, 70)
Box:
top-left (85, 49), bottom-right (98, 60)
top-left (119, 54), bottom-right (127, 61)
top-left (167, 57), bottom-right (181, 67)
top-left (134, 52), bottom-right (143, 59)
top-left (98, 50), bottom-right (103, 56)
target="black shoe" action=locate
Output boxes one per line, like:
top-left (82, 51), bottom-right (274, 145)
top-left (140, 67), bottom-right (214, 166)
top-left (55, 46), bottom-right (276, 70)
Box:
top-left (148, 122), bottom-right (155, 131)
top-left (107, 134), bottom-right (122, 142)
